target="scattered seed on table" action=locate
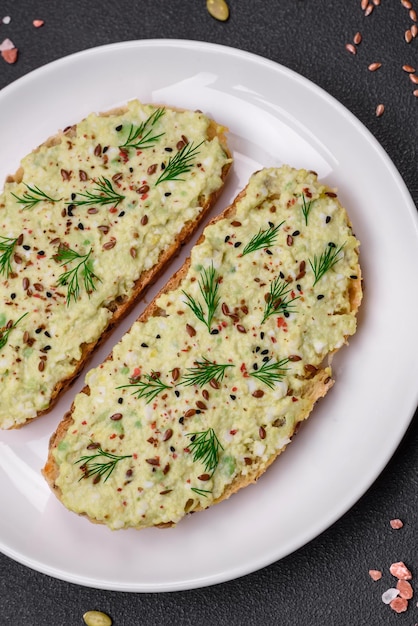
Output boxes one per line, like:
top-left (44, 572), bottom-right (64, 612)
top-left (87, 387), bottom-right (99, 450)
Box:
top-left (409, 74), bottom-right (418, 84)
top-left (368, 62), bottom-right (382, 71)
top-left (345, 43), bottom-right (357, 55)
top-left (83, 611), bottom-right (112, 626)
top-left (361, 0), bottom-right (368, 10)
top-left (365, 3), bottom-right (374, 16)
top-left (375, 103), bottom-right (385, 117)
top-left (33, 19), bottom-right (44, 27)
top-left (403, 64), bottom-right (416, 72)
top-left (402, 0), bottom-right (412, 9)
top-left (405, 29), bottom-right (413, 43)
top-left (412, 24), bottom-right (418, 36)
top-left (353, 31), bottom-right (362, 45)
top-left (413, 89), bottom-right (418, 96)
top-left (206, 0), bottom-right (229, 21)
top-left (410, 8), bottom-right (417, 21)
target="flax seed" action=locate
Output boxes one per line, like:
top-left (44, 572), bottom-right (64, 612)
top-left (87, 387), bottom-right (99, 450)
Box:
top-left (412, 24), bottom-right (418, 37)
top-left (198, 473), bottom-right (211, 481)
top-left (364, 3), bottom-right (374, 15)
top-left (410, 8), bottom-right (417, 20)
top-left (102, 239), bottom-right (116, 250)
top-left (409, 74), bottom-right (418, 83)
top-left (141, 215), bottom-right (148, 226)
top-left (375, 103), bottom-right (385, 117)
top-left (368, 62), bottom-right (382, 71)
top-left (186, 324), bottom-right (196, 337)
top-left (252, 390), bottom-right (264, 398)
top-left (361, 0), bottom-right (368, 9)
top-left (163, 429), bottom-right (173, 441)
top-left (402, 0), bottom-right (412, 8)
top-left (405, 29), bottom-right (413, 43)
top-left (413, 89), bottom-right (418, 96)
top-left (403, 64), bottom-right (416, 73)
top-left (259, 426), bottom-right (266, 439)
top-left (345, 43), bottom-right (357, 55)
top-left (353, 31), bottom-right (362, 45)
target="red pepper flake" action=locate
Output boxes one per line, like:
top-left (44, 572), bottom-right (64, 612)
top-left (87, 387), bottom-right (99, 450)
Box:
top-left (81, 420), bottom-right (87, 425)
top-left (292, 396), bottom-right (298, 402)
top-left (132, 367), bottom-right (141, 378)
top-left (230, 429), bottom-right (238, 435)
top-left (109, 207), bottom-right (118, 214)
top-left (119, 149), bottom-right (129, 163)
top-left (240, 362), bottom-right (249, 377)
top-left (109, 433), bottom-right (117, 439)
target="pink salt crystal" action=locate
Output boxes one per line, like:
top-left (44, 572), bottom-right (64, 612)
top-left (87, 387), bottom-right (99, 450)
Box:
top-left (1, 48), bottom-right (18, 64)
top-left (382, 588), bottom-right (400, 604)
top-left (0, 38), bottom-right (15, 51)
top-left (390, 561), bottom-right (412, 580)
top-left (390, 518), bottom-right (403, 529)
top-left (397, 579), bottom-right (414, 600)
top-left (390, 596), bottom-right (408, 613)
top-left (369, 569), bottom-right (383, 581)
top-left (33, 19), bottom-right (44, 28)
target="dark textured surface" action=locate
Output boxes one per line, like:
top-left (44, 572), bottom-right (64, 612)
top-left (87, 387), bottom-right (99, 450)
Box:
top-left (1, 1), bottom-right (418, 625)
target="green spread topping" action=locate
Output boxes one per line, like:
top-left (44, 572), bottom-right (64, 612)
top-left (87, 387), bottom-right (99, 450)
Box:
top-left (0, 99), bottom-right (230, 428)
top-left (52, 166), bottom-right (361, 531)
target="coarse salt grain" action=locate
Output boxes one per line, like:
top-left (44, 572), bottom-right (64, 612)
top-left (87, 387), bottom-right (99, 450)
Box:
top-left (390, 596), bottom-right (408, 613)
top-left (33, 19), bottom-right (44, 28)
top-left (369, 569), bottom-right (383, 581)
top-left (397, 579), bottom-right (414, 599)
top-left (1, 48), bottom-right (17, 64)
top-left (0, 38), bottom-right (15, 51)
top-left (2, 16), bottom-right (11, 24)
top-left (390, 561), bottom-right (412, 580)
top-left (390, 518), bottom-right (403, 529)
top-left (382, 588), bottom-right (400, 604)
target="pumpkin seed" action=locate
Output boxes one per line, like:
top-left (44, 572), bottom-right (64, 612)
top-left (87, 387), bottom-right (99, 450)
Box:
top-left (83, 610), bottom-right (112, 626)
top-left (206, 0), bottom-right (229, 21)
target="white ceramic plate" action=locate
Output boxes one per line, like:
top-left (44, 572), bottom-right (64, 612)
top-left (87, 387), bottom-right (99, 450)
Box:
top-left (1, 40), bottom-right (418, 593)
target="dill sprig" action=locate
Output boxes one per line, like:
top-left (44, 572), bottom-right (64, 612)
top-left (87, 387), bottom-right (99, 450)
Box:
top-left (117, 372), bottom-right (172, 404)
top-left (69, 176), bottom-right (125, 207)
top-left (301, 194), bottom-right (314, 225)
top-left (242, 221), bottom-right (284, 256)
top-left (309, 242), bottom-right (345, 286)
top-left (0, 312), bottom-right (28, 350)
top-left (75, 444), bottom-right (132, 483)
top-left (119, 107), bottom-right (166, 150)
top-left (250, 358), bottom-right (290, 389)
top-left (182, 263), bottom-right (220, 332)
top-left (55, 246), bottom-right (100, 305)
top-left (261, 277), bottom-right (299, 324)
top-left (191, 487), bottom-right (212, 497)
top-left (0, 235), bottom-right (18, 277)
top-left (180, 357), bottom-right (234, 388)
top-left (11, 184), bottom-right (60, 210)
top-left (155, 141), bottom-right (203, 185)
top-left (186, 428), bottom-right (223, 475)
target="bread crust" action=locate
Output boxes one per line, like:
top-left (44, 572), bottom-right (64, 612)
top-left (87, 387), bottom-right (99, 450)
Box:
top-left (2, 103), bottom-right (232, 428)
top-left (43, 168), bottom-right (362, 526)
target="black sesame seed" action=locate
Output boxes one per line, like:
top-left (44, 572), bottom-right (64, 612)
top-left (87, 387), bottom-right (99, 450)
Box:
top-left (350, 275), bottom-right (358, 279)
top-left (23, 245), bottom-right (30, 250)
top-left (328, 242), bottom-right (336, 248)
top-left (284, 311), bottom-right (290, 318)
top-left (190, 434), bottom-right (196, 441)
top-left (260, 332), bottom-right (265, 339)
top-left (118, 397), bottom-right (123, 404)
top-left (141, 343), bottom-right (149, 348)
top-left (165, 147), bottom-right (173, 152)
top-left (234, 241), bottom-right (242, 248)
top-left (43, 345), bottom-right (51, 351)
top-left (71, 193), bottom-right (76, 201)
top-left (268, 221), bottom-right (274, 228)
top-left (103, 146), bottom-right (108, 153)
top-left (156, 334), bottom-right (161, 339)
top-left (179, 417), bottom-right (184, 424)
top-left (317, 294), bottom-right (324, 300)
top-left (326, 216), bottom-right (331, 223)
top-left (175, 390), bottom-right (180, 398)
top-left (46, 292), bottom-right (52, 298)
top-left (261, 349), bottom-right (269, 355)
top-left (279, 272), bottom-right (285, 279)
top-left (255, 346), bottom-right (261, 353)
top-left (230, 395), bottom-right (236, 400)
top-left (115, 124), bottom-right (123, 131)
top-left (170, 446), bottom-right (175, 452)
top-left (118, 211), bottom-right (125, 217)
top-left (44, 331), bottom-right (51, 338)
top-left (210, 329), bottom-right (219, 335)
top-left (35, 327), bottom-right (42, 334)
top-left (38, 250), bottom-right (45, 256)
top-left (129, 167), bottom-right (134, 173)
top-left (224, 235), bottom-right (230, 243)
top-left (196, 410), bottom-right (201, 414)
top-left (253, 363), bottom-right (258, 370)
top-left (265, 249), bottom-right (273, 255)
top-left (164, 192), bottom-right (171, 197)
top-left (292, 230), bottom-right (300, 236)
top-left (67, 208), bottom-right (73, 217)
top-left (263, 356), bottom-right (270, 362)
top-left (10, 293), bottom-right (16, 300)
top-left (160, 163), bottom-right (166, 170)
top-left (78, 223), bottom-right (84, 230)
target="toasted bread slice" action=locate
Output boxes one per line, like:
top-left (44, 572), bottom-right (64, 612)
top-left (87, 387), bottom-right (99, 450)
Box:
top-left (43, 166), bottom-right (362, 530)
top-left (0, 100), bottom-right (231, 428)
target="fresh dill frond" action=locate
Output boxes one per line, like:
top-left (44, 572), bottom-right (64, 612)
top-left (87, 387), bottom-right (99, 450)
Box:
top-left (309, 242), bottom-right (345, 286)
top-left (191, 487), bottom-right (212, 497)
top-left (180, 357), bottom-right (234, 388)
top-left (119, 107), bottom-right (166, 150)
top-left (182, 263), bottom-right (220, 331)
top-left (242, 221), bottom-right (284, 255)
top-left (75, 444), bottom-right (132, 483)
top-left (0, 235), bottom-right (18, 277)
top-left (249, 358), bottom-right (290, 389)
top-left (55, 246), bottom-right (100, 305)
top-left (0, 312), bottom-right (28, 350)
top-left (186, 428), bottom-right (223, 475)
top-left (155, 141), bottom-right (203, 185)
top-left (261, 277), bottom-right (299, 324)
top-left (69, 176), bottom-right (125, 207)
top-left (11, 184), bottom-right (60, 210)
top-left (301, 194), bottom-right (314, 225)
top-left (117, 372), bottom-right (172, 404)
